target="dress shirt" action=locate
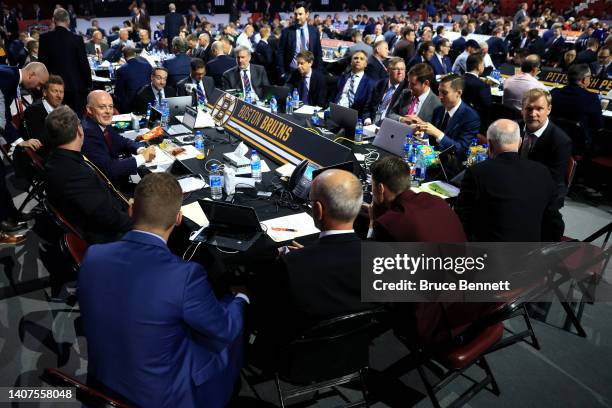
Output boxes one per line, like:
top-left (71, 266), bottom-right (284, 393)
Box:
top-left (98, 124), bottom-right (146, 167)
top-left (525, 118), bottom-right (549, 139)
top-left (42, 99), bottom-right (55, 114)
top-left (319, 229), bottom-right (355, 238)
top-left (381, 82), bottom-right (398, 117)
top-left (483, 53), bottom-right (495, 69)
top-left (414, 88), bottom-right (431, 116)
top-left (240, 65), bottom-right (258, 101)
top-left (452, 51), bottom-right (470, 74)
top-left (438, 100), bottom-right (462, 144)
top-left (291, 23), bottom-right (310, 69)
top-left (338, 71), bottom-right (364, 107)
top-left (152, 85), bottom-right (166, 102)
top-left (502, 73), bottom-right (546, 111)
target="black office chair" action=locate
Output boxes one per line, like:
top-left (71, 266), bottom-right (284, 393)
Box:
top-left (552, 117), bottom-right (586, 158)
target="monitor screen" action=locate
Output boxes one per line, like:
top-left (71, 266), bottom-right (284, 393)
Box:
top-left (304, 163), bottom-right (317, 181)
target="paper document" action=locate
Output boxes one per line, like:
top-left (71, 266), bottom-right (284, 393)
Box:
top-left (178, 176), bottom-right (207, 193)
top-left (181, 202), bottom-right (209, 227)
top-left (414, 181), bottom-right (460, 199)
top-left (172, 144), bottom-right (200, 161)
top-left (140, 146), bottom-right (175, 168)
top-left (92, 75), bottom-right (112, 83)
top-left (262, 212), bottom-right (320, 242)
top-left (294, 105), bottom-right (323, 115)
top-left (275, 163), bottom-right (296, 178)
top-left (112, 113), bottom-right (132, 122)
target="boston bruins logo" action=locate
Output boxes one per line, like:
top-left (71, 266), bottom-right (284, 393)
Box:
top-left (211, 92), bottom-right (238, 127)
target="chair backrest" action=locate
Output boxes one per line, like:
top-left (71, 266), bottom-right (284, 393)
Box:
top-left (64, 232), bottom-right (88, 267)
top-left (24, 147), bottom-right (45, 171)
top-left (552, 116), bottom-right (584, 157)
top-left (45, 200), bottom-right (84, 239)
top-left (566, 156), bottom-right (577, 188)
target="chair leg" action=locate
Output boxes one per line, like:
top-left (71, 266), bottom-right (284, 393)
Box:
top-left (521, 305), bottom-right (540, 350)
top-left (479, 357), bottom-right (500, 396)
top-left (359, 368), bottom-right (370, 408)
top-left (417, 364), bottom-right (442, 408)
top-left (17, 182), bottom-right (43, 212)
top-left (241, 370), bottom-right (262, 400)
top-left (559, 300), bottom-right (587, 337)
top-left (274, 373), bottom-right (286, 408)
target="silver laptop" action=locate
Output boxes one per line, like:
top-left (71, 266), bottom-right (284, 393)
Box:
top-left (162, 96), bottom-right (192, 118)
top-left (166, 106), bottom-right (198, 136)
top-left (372, 118), bottom-right (414, 156)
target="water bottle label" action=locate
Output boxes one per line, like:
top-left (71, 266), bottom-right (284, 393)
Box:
top-left (210, 176), bottom-right (222, 187)
top-left (415, 166), bottom-right (426, 179)
top-left (251, 161), bottom-right (261, 171)
top-left (195, 140), bottom-right (204, 150)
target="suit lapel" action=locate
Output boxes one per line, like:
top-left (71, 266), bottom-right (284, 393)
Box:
top-left (444, 103), bottom-right (464, 136)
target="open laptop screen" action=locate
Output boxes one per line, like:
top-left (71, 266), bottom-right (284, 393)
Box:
top-left (198, 201), bottom-right (262, 231)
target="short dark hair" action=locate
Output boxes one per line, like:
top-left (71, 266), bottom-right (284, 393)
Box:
top-left (190, 57), bottom-right (205, 71)
top-left (152, 66), bottom-right (168, 76)
top-left (435, 38), bottom-right (450, 52)
top-left (294, 1), bottom-right (309, 12)
top-left (44, 74), bottom-right (64, 91)
top-left (461, 28), bottom-right (469, 36)
top-left (370, 156), bottom-right (412, 194)
top-left (122, 47), bottom-right (137, 59)
top-left (466, 53), bottom-right (484, 72)
top-left (567, 63), bottom-right (591, 84)
top-left (46, 106), bottom-right (80, 147)
top-left (296, 49), bottom-right (314, 63)
top-left (418, 40), bottom-right (434, 56)
top-left (440, 73), bottom-right (464, 91)
top-left (436, 25), bottom-right (445, 35)
top-left (408, 62), bottom-right (433, 85)
top-left (133, 173), bottom-right (183, 229)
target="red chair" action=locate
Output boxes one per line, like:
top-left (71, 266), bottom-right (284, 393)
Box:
top-left (62, 232), bottom-right (88, 272)
top-left (16, 147), bottom-right (47, 212)
top-left (44, 200), bottom-right (84, 239)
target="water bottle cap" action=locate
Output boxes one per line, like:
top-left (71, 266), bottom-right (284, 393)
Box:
top-left (252, 149), bottom-right (257, 154)
top-left (196, 130), bottom-right (202, 136)
top-left (211, 164), bottom-right (217, 170)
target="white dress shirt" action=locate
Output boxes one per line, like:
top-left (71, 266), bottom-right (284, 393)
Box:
top-left (291, 23), bottom-right (310, 69)
top-left (338, 71), bottom-right (364, 107)
top-left (319, 229), bottom-right (354, 238)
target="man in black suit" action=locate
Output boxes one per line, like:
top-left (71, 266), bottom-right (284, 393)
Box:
top-left (520, 88), bottom-right (571, 241)
top-left (551, 64), bottom-right (603, 153)
top-left (277, 2), bottom-right (323, 81)
top-left (364, 40), bottom-right (389, 82)
top-left (206, 41), bottom-right (237, 88)
top-left (163, 37), bottom-right (192, 87)
top-left (590, 47), bottom-right (612, 80)
top-left (364, 57), bottom-right (406, 125)
top-left (114, 47), bottom-right (153, 113)
top-left (22, 74), bottom-right (64, 148)
top-left (176, 58), bottom-right (216, 107)
top-left (44, 106), bottom-right (133, 244)
top-left (455, 119), bottom-right (562, 241)
top-left (38, 7), bottom-right (91, 118)
top-left (462, 53), bottom-right (492, 114)
top-left (285, 50), bottom-right (327, 107)
top-left (164, 3), bottom-right (185, 51)
top-left (222, 46), bottom-right (270, 100)
top-left (132, 67), bottom-right (177, 114)
top-left (486, 27), bottom-right (508, 67)
top-left (544, 26), bottom-right (565, 63)
top-left (575, 38), bottom-right (599, 65)
top-left (393, 27), bottom-right (416, 65)
top-left (192, 33), bottom-right (212, 63)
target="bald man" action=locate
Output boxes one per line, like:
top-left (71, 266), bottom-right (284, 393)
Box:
top-left (81, 90), bottom-right (155, 188)
top-left (454, 119), bottom-right (562, 241)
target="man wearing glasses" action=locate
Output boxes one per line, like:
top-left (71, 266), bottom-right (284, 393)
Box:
top-left (364, 57), bottom-right (407, 125)
top-left (132, 67), bottom-right (178, 114)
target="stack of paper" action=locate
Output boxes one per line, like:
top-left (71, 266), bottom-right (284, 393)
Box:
top-left (261, 212), bottom-right (320, 242)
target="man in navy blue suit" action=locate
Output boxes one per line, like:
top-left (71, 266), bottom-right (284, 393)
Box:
top-left (163, 37), bottom-right (192, 87)
top-left (81, 90), bottom-right (155, 186)
top-left (590, 47), bottom-right (612, 80)
top-left (79, 172), bottom-right (248, 407)
top-left (206, 41), bottom-right (237, 88)
top-left (429, 38), bottom-right (452, 76)
top-left (164, 2), bottom-right (186, 50)
top-left (334, 50), bottom-right (376, 118)
top-left (277, 2), bottom-right (323, 81)
top-left (414, 74), bottom-right (480, 176)
top-left (114, 47), bottom-right (153, 113)
top-left (365, 40), bottom-right (390, 82)
top-left (462, 53), bottom-right (492, 114)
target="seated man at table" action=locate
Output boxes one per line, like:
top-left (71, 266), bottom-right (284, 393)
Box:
top-left (85, 30), bottom-right (108, 58)
top-left (366, 155), bottom-right (466, 242)
top-left (176, 57), bottom-right (216, 106)
top-left (502, 54), bottom-right (546, 112)
top-left (285, 50), bottom-right (327, 108)
top-left (79, 172), bottom-right (248, 407)
top-left (413, 74), bottom-right (480, 177)
top-left (222, 46), bottom-right (270, 101)
top-left (390, 62), bottom-right (441, 123)
top-left (22, 74), bottom-right (64, 149)
top-left (334, 50), bottom-right (376, 118)
top-left (81, 90), bottom-right (156, 187)
top-left (364, 56), bottom-right (406, 125)
top-left (44, 106), bottom-right (133, 243)
top-left (132, 67), bottom-right (177, 114)
top-left (205, 40), bottom-right (237, 88)
top-left (455, 119), bottom-right (561, 241)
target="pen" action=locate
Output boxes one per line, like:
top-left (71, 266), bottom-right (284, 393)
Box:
top-left (271, 227), bottom-right (298, 232)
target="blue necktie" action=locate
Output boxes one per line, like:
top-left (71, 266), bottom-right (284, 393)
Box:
top-left (196, 82), bottom-right (206, 105)
top-left (378, 85), bottom-right (396, 115)
top-left (348, 74), bottom-right (356, 106)
top-left (300, 27), bottom-right (307, 50)
top-left (242, 70), bottom-right (252, 98)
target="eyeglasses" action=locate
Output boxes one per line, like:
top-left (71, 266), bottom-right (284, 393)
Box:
top-left (389, 67), bottom-right (405, 72)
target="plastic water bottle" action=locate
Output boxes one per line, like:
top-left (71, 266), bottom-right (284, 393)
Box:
top-left (160, 101), bottom-right (169, 129)
top-left (355, 119), bottom-right (363, 142)
top-left (245, 93), bottom-right (252, 104)
top-left (285, 96), bottom-right (293, 114)
top-left (108, 63), bottom-right (114, 80)
top-left (195, 130), bottom-right (205, 159)
top-left (312, 108), bottom-right (320, 126)
top-left (403, 142), bottom-right (411, 164)
top-left (414, 150), bottom-right (427, 184)
top-left (209, 164), bottom-right (223, 200)
top-left (292, 88), bottom-right (300, 106)
top-left (270, 95), bottom-right (278, 114)
top-left (146, 103), bottom-right (152, 121)
top-left (250, 149), bottom-right (262, 181)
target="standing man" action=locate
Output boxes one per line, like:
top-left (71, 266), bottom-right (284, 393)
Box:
top-left (365, 40), bottom-right (390, 82)
top-left (39, 7), bottom-right (91, 118)
top-left (163, 37), bottom-right (192, 87)
top-left (334, 50), bottom-right (376, 119)
top-left (462, 53), bottom-right (492, 114)
top-left (206, 41), bottom-right (237, 88)
top-left (222, 46), bottom-right (270, 101)
top-left (164, 3), bottom-right (186, 50)
top-left (277, 2), bottom-right (323, 81)
top-left (285, 50), bottom-right (327, 108)
top-left (114, 47), bottom-right (153, 113)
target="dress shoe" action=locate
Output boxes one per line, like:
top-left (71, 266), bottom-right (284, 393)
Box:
top-left (0, 231), bottom-right (26, 245)
top-left (1, 219), bottom-right (28, 233)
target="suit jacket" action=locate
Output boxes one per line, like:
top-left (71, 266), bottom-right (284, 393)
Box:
top-left (79, 230), bottom-right (246, 408)
top-left (163, 53), bottom-right (192, 87)
top-left (364, 78), bottom-right (406, 122)
top-left (486, 36), bottom-right (507, 56)
top-left (575, 49), bottom-right (597, 65)
top-left (22, 99), bottom-right (50, 147)
top-left (364, 55), bottom-right (389, 82)
top-left (164, 12), bottom-right (184, 41)
top-left (85, 41), bottom-right (109, 56)
top-left (176, 75), bottom-right (216, 105)
top-left (0, 65), bottom-right (21, 143)
top-left (285, 69), bottom-right (328, 107)
top-left (590, 61), bottom-right (612, 80)
top-left (372, 190), bottom-right (466, 242)
top-left (131, 84), bottom-right (177, 114)
top-left (222, 64), bottom-right (270, 100)
top-left (253, 40), bottom-right (274, 67)
top-left (193, 45), bottom-right (212, 63)
top-left (429, 54), bottom-right (453, 76)
top-left (451, 36), bottom-right (467, 54)
top-left (455, 152), bottom-right (561, 241)
top-left (115, 57), bottom-right (153, 113)
top-left (334, 72), bottom-right (376, 118)
top-left (39, 26), bottom-right (92, 93)
top-left (81, 117), bottom-right (144, 184)
top-left (206, 55), bottom-right (237, 88)
top-left (389, 88), bottom-right (442, 123)
top-left (462, 73), bottom-right (492, 113)
top-left (551, 83), bottom-right (603, 147)
top-left (521, 120), bottom-right (572, 210)
top-left (393, 39), bottom-right (416, 64)
top-left (277, 24), bottom-right (323, 77)
top-left (431, 102), bottom-right (480, 174)
top-left (44, 148), bottom-right (132, 243)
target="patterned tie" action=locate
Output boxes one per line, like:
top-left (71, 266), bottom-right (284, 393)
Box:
top-left (300, 27), bottom-right (307, 50)
top-left (521, 133), bottom-right (536, 158)
top-left (407, 96), bottom-right (419, 115)
top-left (242, 70), bottom-right (252, 98)
top-left (348, 74), bottom-right (356, 106)
top-left (440, 112), bottom-right (450, 131)
top-left (196, 82), bottom-right (206, 105)
top-left (301, 76), bottom-right (309, 104)
top-left (378, 84), bottom-right (396, 115)
top-left (103, 127), bottom-right (113, 152)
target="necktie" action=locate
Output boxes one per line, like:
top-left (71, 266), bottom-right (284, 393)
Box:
top-left (407, 96), bottom-right (419, 115)
top-left (242, 70), bottom-right (252, 98)
top-left (102, 127), bottom-right (113, 152)
top-left (348, 74), bottom-right (356, 106)
top-left (15, 86), bottom-right (23, 116)
top-left (157, 90), bottom-right (163, 106)
top-left (440, 112), bottom-right (450, 131)
top-left (379, 85), bottom-right (396, 115)
top-left (521, 133), bottom-right (536, 158)
top-left (441, 56), bottom-right (447, 74)
top-left (300, 27), bottom-right (307, 50)
top-left (196, 82), bottom-right (206, 105)
top-left (301, 76), bottom-right (309, 104)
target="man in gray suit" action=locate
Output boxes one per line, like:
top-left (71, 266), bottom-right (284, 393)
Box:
top-left (222, 46), bottom-right (270, 101)
top-left (388, 63), bottom-right (441, 123)
top-left (347, 31), bottom-right (373, 58)
top-left (85, 31), bottom-right (108, 57)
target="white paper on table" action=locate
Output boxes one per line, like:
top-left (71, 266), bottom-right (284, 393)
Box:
top-left (173, 144), bottom-right (200, 160)
top-left (181, 201), bottom-right (209, 227)
top-left (261, 212), bottom-right (320, 242)
top-left (603, 110), bottom-right (612, 118)
top-left (294, 105), bottom-right (323, 115)
top-left (112, 113), bottom-right (132, 122)
top-left (275, 162), bottom-right (296, 178)
top-left (139, 146), bottom-right (175, 168)
top-left (261, 159), bottom-right (271, 173)
top-left (178, 176), bottom-right (208, 193)
top-left (92, 75), bottom-right (112, 83)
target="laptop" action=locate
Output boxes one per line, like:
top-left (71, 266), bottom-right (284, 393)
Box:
top-left (330, 103), bottom-right (358, 138)
top-left (167, 158), bottom-right (194, 178)
top-left (263, 85), bottom-right (291, 111)
top-left (147, 106), bottom-right (162, 128)
top-left (372, 118), bottom-right (414, 156)
top-left (193, 201), bottom-right (263, 251)
top-left (166, 106), bottom-right (198, 136)
top-left (162, 96), bottom-right (193, 118)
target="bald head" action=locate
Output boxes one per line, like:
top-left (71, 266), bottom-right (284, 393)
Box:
top-left (486, 119), bottom-right (521, 154)
top-left (21, 62), bottom-right (49, 90)
top-left (310, 169), bottom-right (363, 229)
top-left (211, 40), bottom-right (225, 56)
top-left (86, 90), bottom-right (114, 126)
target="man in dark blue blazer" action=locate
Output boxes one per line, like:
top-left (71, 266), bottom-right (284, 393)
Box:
top-left (114, 47), bottom-right (153, 113)
top-left (451, 29), bottom-right (468, 55)
top-left (206, 41), bottom-right (237, 88)
top-left (415, 74), bottom-right (480, 176)
top-left (163, 37), bottom-right (192, 87)
top-left (285, 50), bottom-right (328, 107)
top-left (79, 172), bottom-right (248, 407)
top-left (364, 40), bottom-right (390, 82)
top-left (429, 38), bottom-right (453, 76)
top-left (176, 58), bottom-right (216, 106)
top-left (334, 50), bottom-right (376, 119)
top-left (82, 91), bottom-right (155, 186)
top-left (486, 28), bottom-right (508, 66)
top-left (276, 2), bottom-right (323, 80)
top-left (462, 53), bottom-right (492, 113)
